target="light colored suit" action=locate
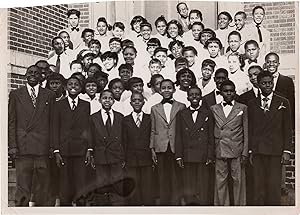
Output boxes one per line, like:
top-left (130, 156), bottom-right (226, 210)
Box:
top-left (210, 101), bottom-right (248, 206)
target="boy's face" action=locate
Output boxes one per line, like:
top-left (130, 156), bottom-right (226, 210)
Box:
top-left (147, 45), bottom-right (159, 56)
top-left (131, 82), bottom-right (144, 94)
top-left (200, 32), bottom-right (212, 45)
top-left (207, 42), bottom-right (220, 58)
top-left (234, 14), bottom-right (246, 30)
top-left (100, 91), bottom-right (114, 110)
top-left (71, 63), bottom-right (83, 73)
top-left (218, 14), bottom-right (230, 29)
top-left (103, 57), bottom-right (116, 70)
top-left (202, 65), bottom-right (214, 81)
top-left (123, 48), bottom-right (137, 65)
top-left (53, 38), bottom-right (64, 55)
top-left (192, 24), bottom-right (203, 40)
top-left (228, 35), bottom-right (241, 52)
top-left (258, 76), bottom-right (273, 96)
top-left (189, 13), bottom-right (201, 25)
top-left (188, 88), bottom-right (202, 107)
top-left (130, 93), bottom-right (145, 112)
top-left (221, 85), bottom-right (236, 103)
top-left (90, 43), bottom-right (101, 56)
top-left (167, 24), bottom-right (179, 38)
top-left (49, 80), bottom-right (63, 93)
top-left (154, 51), bottom-right (168, 66)
top-left (245, 44), bottom-right (260, 61)
top-left (153, 77), bottom-right (163, 93)
top-left (171, 44), bottom-right (183, 59)
top-left (68, 14), bottom-right (79, 28)
top-left (160, 81), bottom-right (175, 99)
top-left (265, 54), bottom-right (280, 74)
top-left (149, 63), bottom-right (162, 75)
top-left (112, 27), bottom-right (124, 39)
top-left (26, 66), bottom-right (41, 86)
top-left (141, 26), bottom-right (151, 40)
top-left (228, 55), bottom-right (240, 73)
top-left (66, 78), bottom-right (81, 96)
top-left (179, 72), bottom-right (193, 88)
top-left (111, 81), bottom-right (124, 100)
top-left (156, 21), bottom-right (167, 35)
top-left (183, 50), bottom-right (196, 67)
top-left (253, 8), bottom-right (265, 25)
top-left (85, 82), bottom-right (98, 96)
top-left (83, 32), bottom-right (94, 44)
top-left (214, 72), bottom-right (228, 90)
top-left (248, 68), bottom-right (261, 88)
top-left (97, 21), bottom-right (107, 35)
top-left (87, 65), bottom-right (100, 78)
top-left (109, 41), bottom-right (121, 53)
top-left (83, 56), bottom-right (93, 70)
top-left (119, 68), bottom-right (133, 82)
top-left (178, 3), bottom-right (188, 18)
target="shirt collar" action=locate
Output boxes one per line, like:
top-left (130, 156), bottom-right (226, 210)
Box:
top-left (252, 87), bottom-right (259, 97)
top-left (273, 71), bottom-right (279, 78)
top-left (132, 111), bottom-right (143, 118)
top-left (189, 101), bottom-right (202, 110)
top-left (67, 96), bottom-right (79, 106)
top-left (261, 92), bottom-right (273, 101)
top-left (101, 108), bottom-right (113, 115)
top-left (26, 84), bottom-right (39, 96)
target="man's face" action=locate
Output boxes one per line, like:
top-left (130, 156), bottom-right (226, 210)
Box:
top-left (68, 14), bottom-right (79, 28)
top-left (66, 78), bottom-right (82, 96)
top-left (140, 26), bottom-right (151, 40)
top-left (214, 72), bottom-right (228, 90)
top-left (188, 88), bottom-right (202, 107)
top-left (100, 91), bottom-right (114, 110)
top-left (245, 44), bottom-right (259, 61)
top-left (258, 76), bottom-right (274, 96)
top-left (218, 14), bottom-right (230, 29)
top-left (111, 81), bottom-right (124, 100)
top-left (189, 13), bottom-right (201, 25)
top-left (202, 65), bottom-right (214, 81)
top-left (183, 50), bottom-right (195, 67)
top-left (178, 3), bottom-right (188, 18)
top-left (26, 66), bottom-right (41, 86)
top-left (123, 48), bottom-right (137, 65)
top-left (85, 82), bottom-right (98, 96)
top-left (179, 72), bottom-right (193, 88)
top-left (192, 24), bottom-right (203, 40)
top-left (221, 85), bottom-right (236, 103)
top-left (130, 93), bottom-right (145, 112)
top-left (234, 14), bottom-right (246, 30)
top-left (53, 38), bottom-right (64, 55)
top-left (109, 41), bottom-right (121, 53)
top-left (265, 54), bottom-right (280, 74)
top-left (253, 8), bottom-right (265, 25)
top-left (119, 68), bottom-right (133, 82)
top-left (131, 82), bottom-right (144, 94)
top-left (49, 80), bottom-right (63, 93)
top-left (160, 81), bottom-right (175, 99)
top-left (248, 68), bottom-right (261, 88)
top-left (228, 35), bottom-right (241, 52)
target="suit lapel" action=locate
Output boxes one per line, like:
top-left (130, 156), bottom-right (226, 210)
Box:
top-left (156, 103), bottom-right (168, 123)
top-left (191, 108), bottom-right (206, 136)
top-left (222, 102), bottom-right (241, 127)
top-left (267, 95), bottom-right (281, 121)
top-left (169, 101), bottom-right (179, 124)
top-left (212, 104), bottom-right (226, 124)
top-left (182, 109), bottom-right (194, 130)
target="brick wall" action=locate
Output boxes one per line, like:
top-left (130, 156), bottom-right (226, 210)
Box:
top-left (244, 2), bottom-right (296, 54)
top-left (68, 3), bottom-right (90, 28)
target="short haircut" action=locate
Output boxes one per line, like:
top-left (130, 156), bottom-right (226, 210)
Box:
top-left (176, 2), bottom-right (188, 13)
top-left (100, 51), bottom-right (118, 65)
top-left (189, 9), bottom-right (203, 21)
top-left (88, 39), bottom-right (101, 48)
top-left (166, 20), bottom-right (184, 38)
top-left (122, 46), bottom-right (137, 55)
top-left (147, 38), bottom-right (161, 47)
top-left (149, 58), bottom-right (162, 66)
top-left (220, 80), bottom-right (235, 91)
top-left (168, 40), bottom-right (185, 51)
top-left (160, 79), bottom-right (175, 89)
top-left (70, 60), bottom-right (83, 69)
top-left (67, 9), bottom-right (80, 18)
top-left (118, 63), bottom-right (133, 72)
top-left (45, 72), bottom-right (66, 89)
top-left (81, 28), bottom-right (94, 38)
top-left (244, 39), bottom-right (259, 50)
top-left (235, 11), bottom-right (247, 19)
top-left (215, 68), bottom-right (229, 77)
top-left (26, 65), bottom-right (41, 74)
top-left (191, 21), bottom-right (205, 30)
top-left (155, 15), bottom-right (167, 27)
top-left (265, 52), bottom-right (280, 62)
top-left (204, 37), bottom-right (223, 50)
top-left (66, 76), bottom-right (82, 89)
top-left (252, 5), bottom-right (265, 15)
top-left (121, 39), bottom-right (135, 49)
top-left (248, 65), bottom-right (263, 73)
top-left (228, 30), bottom-right (241, 41)
top-left (128, 77), bottom-right (144, 89)
top-left (187, 86), bottom-right (202, 96)
top-left (202, 59), bottom-right (216, 69)
top-left (175, 57), bottom-right (188, 67)
top-left (108, 78), bottom-right (123, 89)
top-left (218, 11), bottom-right (232, 22)
top-left (100, 89), bottom-right (114, 98)
top-left (113, 22), bottom-right (125, 31)
top-left (147, 74), bottom-right (164, 88)
top-left (182, 46), bottom-right (198, 56)
top-left (154, 47), bottom-right (168, 56)
top-left (175, 68), bottom-right (197, 86)
top-left (140, 22), bottom-right (152, 31)
top-left (130, 15), bottom-right (147, 30)
top-left (51, 36), bottom-right (63, 47)
top-left (70, 72), bottom-right (85, 86)
top-left (109, 37), bottom-right (122, 44)
top-left (257, 70), bottom-right (273, 83)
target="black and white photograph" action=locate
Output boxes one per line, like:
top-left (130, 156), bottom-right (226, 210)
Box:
top-left (0, 0), bottom-right (298, 213)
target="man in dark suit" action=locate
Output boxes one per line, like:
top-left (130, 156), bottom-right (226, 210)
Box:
top-left (52, 76), bottom-right (91, 206)
top-left (248, 71), bottom-right (292, 205)
top-left (175, 86), bottom-right (214, 205)
top-left (122, 92), bottom-right (154, 205)
top-left (8, 65), bottom-right (56, 206)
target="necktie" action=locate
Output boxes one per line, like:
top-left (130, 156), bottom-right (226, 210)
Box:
top-left (256, 24), bottom-right (263, 42)
top-left (136, 113), bottom-right (141, 128)
top-left (71, 100), bottom-right (76, 110)
top-left (223, 101), bottom-right (233, 107)
top-left (161, 99), bottom-right (174, 104)
top-left (262, 97), bottom-right (269, 113)
top-left (30, 87), bottom-right (37, 107)
top-left (56, 55), bottom-right (61, 73)
top-left (106, 110), bottom-right (112, 134)
top-left (190, 108), bottom-right (199, 113)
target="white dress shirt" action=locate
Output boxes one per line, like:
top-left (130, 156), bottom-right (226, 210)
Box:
top-left (222, 100), bottom-right (235, 118)
top-left (67, 96), bottom-right (79, 110)
top-left (132, 111), bottom-right (144, 126)
top-left (260, 92), bottom-right (273, 111)
top-left (272, 71), bottom-right (280, 91)
top-left (101, 108), bottom-right (114, 125)
top-left (163, 102), bottom-right (172, 123)
top-left (190, 101), bottom-right (202, 123)
top-left (215, 90), bottom-right (223, 104)
top-left (26, 84), bottom-right (39, 97)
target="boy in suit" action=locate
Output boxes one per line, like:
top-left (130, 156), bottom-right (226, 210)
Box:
top-left (122, 92), bottom-right (154, 205)
top-left (150, 79), bottom-right (185, 205)
top-left (89, 89), bottom-right (125, 205)
top-left (210, 80), bottom-right (248, 206)
top-left (248, 71), bottom-right (292, 205)
top-left (175, 86), bottom-right (214, 205)
top-left (53, 76), bottom-right (91, 206)
top-left (8, 65), bottom-right (56, 206)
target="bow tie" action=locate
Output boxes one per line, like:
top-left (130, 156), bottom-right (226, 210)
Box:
top-left (223, 101), bottom-right (233, 107)
top-left (248, 59), bottom-right (257, 64)
top-left (190, 108), bottom-right (200, 113)
top-left (71, 27), bottom-right (79, 32)
top-left (216, 90), bottom-right (221, 95)
top-left (161, 99), bottom-right (174, 104)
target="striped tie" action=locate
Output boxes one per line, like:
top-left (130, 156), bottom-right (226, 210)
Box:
top-left (262, 97), bottom-right (269, 113)
top-left (30, 87), bottom-right (37, 107)
top-left (72, 100), bottom-right (76, 110)
top-left (136, 113), bottom-right (141, 128)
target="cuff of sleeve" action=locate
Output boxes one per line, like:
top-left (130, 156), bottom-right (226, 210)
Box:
top-left (176, 158), bottom-right (182, 161)
top-left (87, 148), bottom-right (93, 151)
top-left (283, 150), bottom-right (291, 154)
top-left (53, 150), bottom-right (60, 153)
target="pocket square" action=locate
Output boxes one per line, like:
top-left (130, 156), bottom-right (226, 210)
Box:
top-left (278, 102), bottom-right (286, 110)
top-left (237, 110), bottom-right (243, 116)
top-left (46, 101), bottom-right (49, 105)
top-left (205, 117), bottom-right (208, 121)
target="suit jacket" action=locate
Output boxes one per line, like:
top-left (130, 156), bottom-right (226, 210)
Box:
top-left (275, 74), bottom-right (295, 128)
top-left (237, 89), bottom-right (257, 106)
top-left (89, 110), bottom-right (124, 165)
top-left (248, 93), bottom-right (292, 156)
top-left (52, 98), bottom-right (90, 156)
top-left (122, 113), bottom-right (152, 167)
top-left (175, 106), bottom-right (214, 163)
top-left (8, 86), bottom-right (56, 156)
top-left (150, 100), bottom-right (185, 153)
top-left (210, 101), bottom-right (248, 159)
top-left (202, 90), bottom-right (217, 109)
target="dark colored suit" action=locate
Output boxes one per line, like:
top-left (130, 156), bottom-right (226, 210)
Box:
top-left (8, 86), bottom-right (55, 206)
top-left (150, 100), bottom-right (185, 205)
top-left (248, 93), bottom-right (292, 205)
top-left (202, 90), bottom-right (217, 109)
top-left (122, 113), bottom-right (154, 205)
top-left (238, 89), bottom-right (257, 106)
top-left (52, 98), bottom-right (90, 205)
top-left (175, 106), bottom-right (214, 205)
